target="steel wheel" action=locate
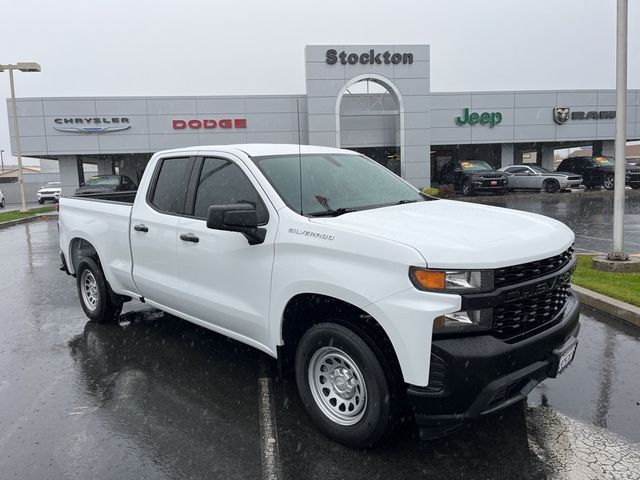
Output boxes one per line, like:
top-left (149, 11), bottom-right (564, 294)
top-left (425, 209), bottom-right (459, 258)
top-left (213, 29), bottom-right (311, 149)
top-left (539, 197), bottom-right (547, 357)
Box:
top-left (603, 175), bottom-right (614, 190)
top-left (80, 269), bottom-right (99, 312)
top-left (307, 346), bottom-right (367, 426)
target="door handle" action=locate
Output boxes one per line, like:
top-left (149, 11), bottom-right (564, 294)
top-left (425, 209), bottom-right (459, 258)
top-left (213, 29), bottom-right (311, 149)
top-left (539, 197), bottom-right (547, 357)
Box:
top-left (180, 233), bottom-right (199, 243)
top-left (134, 224), bottom-right (148, 232)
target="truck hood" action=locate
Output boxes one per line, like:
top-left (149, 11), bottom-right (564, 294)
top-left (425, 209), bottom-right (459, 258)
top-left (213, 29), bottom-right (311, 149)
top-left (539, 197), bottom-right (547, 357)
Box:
top-left (310, 200), bottom-right (574, 269)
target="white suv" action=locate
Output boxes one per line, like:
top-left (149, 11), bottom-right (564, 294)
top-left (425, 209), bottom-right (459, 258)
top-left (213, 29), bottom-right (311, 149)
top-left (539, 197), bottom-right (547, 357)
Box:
top-left (37, 182), bottom-right (61, 204)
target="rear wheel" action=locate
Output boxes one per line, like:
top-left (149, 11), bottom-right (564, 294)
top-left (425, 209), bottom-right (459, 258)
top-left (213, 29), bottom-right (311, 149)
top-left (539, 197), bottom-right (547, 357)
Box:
top-left (462, 180), bottom-right (474, 197)
top-left (38, 199), bottom-right (45, 205)
top-left (543, 178), bottom-right (560, 193)
top-left (603, 174), bottom-right (614, 190)
top-left (295, 322), bottom-right (399, 448)
top-left (76, 258), bottom-right (122, 323)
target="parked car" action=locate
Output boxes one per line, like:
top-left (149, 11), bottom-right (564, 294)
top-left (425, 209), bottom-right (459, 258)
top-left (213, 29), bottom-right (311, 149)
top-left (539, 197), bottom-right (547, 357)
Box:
top-left (445, 160), bottom-right (508, 196)
top-left (0, 188), bottom-right (4, 208)
top-left (36, 181), bottom-right (62, 204)
top-left (556, 156), bottom-right (640, 190)
top-left (59, 144), bottom-right (580, 447)
top-left (74, 175), bottom-right (137, 196)
top-left (498, 165), bottom-right (582, 193)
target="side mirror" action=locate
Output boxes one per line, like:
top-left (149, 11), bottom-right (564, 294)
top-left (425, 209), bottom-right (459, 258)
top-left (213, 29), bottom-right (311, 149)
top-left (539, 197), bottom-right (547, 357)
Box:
top-left (206, 203), bottom-right (266, 245)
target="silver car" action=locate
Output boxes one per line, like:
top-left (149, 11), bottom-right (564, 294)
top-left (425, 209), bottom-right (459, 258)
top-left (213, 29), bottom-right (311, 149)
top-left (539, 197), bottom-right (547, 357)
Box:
top-left (498, 165), bottom-right (582, 193)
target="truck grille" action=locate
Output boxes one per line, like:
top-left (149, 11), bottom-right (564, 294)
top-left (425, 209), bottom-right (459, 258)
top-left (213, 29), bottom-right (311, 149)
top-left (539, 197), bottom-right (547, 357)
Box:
top-left (494, 247), bottom-right (574, 288)
top-left (481, 173), bottom-right (503, 180)
top-left (492, 283), bottom-right (571, 342)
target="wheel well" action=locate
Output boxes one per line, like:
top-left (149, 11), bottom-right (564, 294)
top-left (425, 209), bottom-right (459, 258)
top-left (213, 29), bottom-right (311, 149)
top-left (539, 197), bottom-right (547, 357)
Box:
top-left (280, 294), bottom-right (404, 383)
top-left (69, 238), bottom-right (100, 274)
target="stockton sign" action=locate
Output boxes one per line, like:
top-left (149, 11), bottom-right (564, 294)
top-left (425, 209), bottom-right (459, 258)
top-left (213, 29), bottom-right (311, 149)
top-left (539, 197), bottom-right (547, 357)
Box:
top-left (552, 107), bottom-right (616, 125)
top-left (172, 118), bottom-right (247, 129)
top-left (326, 49), bottom-right (414, 65)
top-left (455, 108), bottom-right (502, 128)
top-left (53, 117), bottom-right (131, 133)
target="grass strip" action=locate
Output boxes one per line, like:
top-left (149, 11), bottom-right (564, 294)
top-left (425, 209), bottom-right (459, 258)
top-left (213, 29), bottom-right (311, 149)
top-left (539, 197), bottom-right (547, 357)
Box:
top-left (0, 206), bottom-right (55, 223)
top-left (573, 254), bottom-right (640, 307)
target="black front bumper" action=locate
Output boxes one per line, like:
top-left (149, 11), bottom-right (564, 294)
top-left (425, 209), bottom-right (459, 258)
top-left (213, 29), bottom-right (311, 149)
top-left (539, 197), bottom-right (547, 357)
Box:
top-left (407, 292), bottom-right (580, 432)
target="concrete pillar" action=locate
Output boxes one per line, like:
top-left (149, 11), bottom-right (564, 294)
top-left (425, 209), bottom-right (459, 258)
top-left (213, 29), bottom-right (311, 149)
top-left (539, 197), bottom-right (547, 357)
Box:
top-left (601, 140), bottom-right (615, 157)
top-left (541, 146), bottom-right (555, 171)
top-left (501, 144), bottom-right (515, 167)
top-left (96, 159), bottom-right (113, 175)
top-left (58, 155), bottom-right (83, 196)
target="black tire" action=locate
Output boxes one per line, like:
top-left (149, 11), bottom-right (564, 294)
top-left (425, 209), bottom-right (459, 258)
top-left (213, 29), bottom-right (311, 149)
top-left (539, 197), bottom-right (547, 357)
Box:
top-left (295, 322), bottom-right (399, 448)
top-left (0, 198), bottom-right (4, 208)
top-left (631, 184), bottom-right (640, 190)
top-left (543, 178), bottom-right (560, 193)
top-left (38, 199), bottom-right (45, 205)
top-left (462, 180), bottom-right (474, 197)
top-left (76, 258), bottom-right (122, 324)
top-left (496, 188), bottom-right (507, 196)
top-left (603, 174), bottom-right (614, 190)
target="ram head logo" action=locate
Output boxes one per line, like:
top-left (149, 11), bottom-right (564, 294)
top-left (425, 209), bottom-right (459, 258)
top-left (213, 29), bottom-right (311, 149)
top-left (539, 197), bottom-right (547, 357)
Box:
top-left (553, 107), bottom-right (570, 125)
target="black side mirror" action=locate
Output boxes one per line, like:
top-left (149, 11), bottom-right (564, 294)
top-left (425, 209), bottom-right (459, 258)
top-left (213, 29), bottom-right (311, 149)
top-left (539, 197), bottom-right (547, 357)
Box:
top-left (206, 203), bottom-right (266, 245)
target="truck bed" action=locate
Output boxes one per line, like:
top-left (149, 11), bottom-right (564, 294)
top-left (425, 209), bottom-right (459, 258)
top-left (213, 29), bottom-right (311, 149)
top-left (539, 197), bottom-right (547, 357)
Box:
top-left (72, 191), bottom-right (137, 205)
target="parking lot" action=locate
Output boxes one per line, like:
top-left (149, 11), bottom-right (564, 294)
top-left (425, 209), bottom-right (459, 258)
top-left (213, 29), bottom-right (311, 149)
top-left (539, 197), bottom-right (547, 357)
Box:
top-left (1, 209), bottom-right (639, 479)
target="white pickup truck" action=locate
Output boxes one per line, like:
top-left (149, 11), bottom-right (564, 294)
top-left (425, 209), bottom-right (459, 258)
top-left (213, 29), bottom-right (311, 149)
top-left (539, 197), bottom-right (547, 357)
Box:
top-left (59, 144), bottom-right (580, 447)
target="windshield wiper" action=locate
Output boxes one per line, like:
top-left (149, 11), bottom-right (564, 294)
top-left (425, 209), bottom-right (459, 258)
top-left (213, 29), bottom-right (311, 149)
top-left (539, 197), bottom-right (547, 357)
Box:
top-left (395, 199), bottom-right (419, 205)
top-left (307, 207), bottom-right (359, 217)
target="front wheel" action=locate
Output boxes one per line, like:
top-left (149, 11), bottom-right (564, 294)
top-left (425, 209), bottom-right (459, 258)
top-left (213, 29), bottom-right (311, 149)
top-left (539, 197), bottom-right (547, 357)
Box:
top-left (295, 322), bottom-right (398, 448)
top-left (38, 199), bottom-right (45, 205)
top-left (76, 258), bottom-right (122, 323)
top-left (0, 198), bottom-right (4, 208)
top-left (631, 184), bottom-right (640, 190)
top-left (543, 178), bottom-right (560, 193)
top-left (603, 174), bottom-right (614, 190)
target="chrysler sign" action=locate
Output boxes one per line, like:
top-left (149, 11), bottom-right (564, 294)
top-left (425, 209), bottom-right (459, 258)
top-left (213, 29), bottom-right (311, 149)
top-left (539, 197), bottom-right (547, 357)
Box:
top-left (53, 117), bottom-right (131, 133)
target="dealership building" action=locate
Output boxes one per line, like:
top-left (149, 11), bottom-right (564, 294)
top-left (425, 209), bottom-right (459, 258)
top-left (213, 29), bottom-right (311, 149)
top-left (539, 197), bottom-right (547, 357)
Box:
top-left (6, 44), bottom-right (640, 194)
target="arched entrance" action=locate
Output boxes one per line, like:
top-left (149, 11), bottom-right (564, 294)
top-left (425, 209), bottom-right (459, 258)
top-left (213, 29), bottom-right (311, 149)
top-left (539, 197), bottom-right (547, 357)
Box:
top-left (335, 74), bottom-right (405, 176)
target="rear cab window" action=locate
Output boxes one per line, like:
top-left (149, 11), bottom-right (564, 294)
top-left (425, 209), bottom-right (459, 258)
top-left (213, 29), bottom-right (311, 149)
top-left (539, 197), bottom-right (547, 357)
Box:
top-left (148, 157), bottom-right (194, 215)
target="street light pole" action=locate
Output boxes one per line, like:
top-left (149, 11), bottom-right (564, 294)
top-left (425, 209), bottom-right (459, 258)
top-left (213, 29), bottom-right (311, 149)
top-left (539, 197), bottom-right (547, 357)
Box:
top-left (609, 0), bottom-right (628, 261)
top-left (0, 62), bottom-right (41, 213)
top-left (0, 149), bottom-right (4, 173)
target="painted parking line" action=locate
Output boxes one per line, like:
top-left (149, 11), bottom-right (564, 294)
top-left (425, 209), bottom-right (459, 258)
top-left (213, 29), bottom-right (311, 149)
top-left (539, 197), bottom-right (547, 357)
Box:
top-left (258, 361), bottom-right (282, 480)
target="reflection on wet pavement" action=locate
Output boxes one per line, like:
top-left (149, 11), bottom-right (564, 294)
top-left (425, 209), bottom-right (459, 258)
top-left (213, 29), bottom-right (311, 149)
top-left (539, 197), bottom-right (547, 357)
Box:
top-left (469, 191), bottom-right (640, 253)
top-left (1, 219), bottom-right (639, 479)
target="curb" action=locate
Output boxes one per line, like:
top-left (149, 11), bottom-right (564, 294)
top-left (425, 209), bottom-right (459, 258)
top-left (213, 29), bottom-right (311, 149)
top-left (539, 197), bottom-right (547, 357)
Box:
top-left (572, 284), bottom-right (640, 328)
top-left (0, 213), bottom-right (58, 230)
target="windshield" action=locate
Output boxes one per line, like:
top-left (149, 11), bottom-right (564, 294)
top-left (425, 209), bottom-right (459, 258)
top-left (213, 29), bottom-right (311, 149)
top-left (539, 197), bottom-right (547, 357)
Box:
top-left (594, 156), bottom-right (615, 166)
top-left (529, 166), bottom-right (552, 173)
top-left (44, 182), bottom-right (60, 188)
top-left (85, 176), bottom-right (120, 186)
top-left (460, 161), bottom-right (494, 171)
top-left (252, 154), bottom-right (428, 216)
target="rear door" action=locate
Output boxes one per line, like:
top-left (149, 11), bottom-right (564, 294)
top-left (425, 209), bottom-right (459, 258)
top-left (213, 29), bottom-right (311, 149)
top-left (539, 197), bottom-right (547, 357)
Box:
top-left (173, 154), bottom-right (277, 346)
top-left (130, 155), bottom-right (195, 306)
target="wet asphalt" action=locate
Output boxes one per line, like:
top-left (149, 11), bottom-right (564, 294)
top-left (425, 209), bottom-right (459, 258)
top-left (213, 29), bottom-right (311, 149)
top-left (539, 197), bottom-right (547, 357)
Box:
top-left (469, 189), bottom-right (640, 254)
top-left (1, 213), bottom-right (639, 479)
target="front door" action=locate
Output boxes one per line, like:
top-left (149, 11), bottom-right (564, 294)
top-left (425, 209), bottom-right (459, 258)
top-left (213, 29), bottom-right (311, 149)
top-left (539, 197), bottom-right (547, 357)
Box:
top-left (173, 155), bottom-right (277, 347)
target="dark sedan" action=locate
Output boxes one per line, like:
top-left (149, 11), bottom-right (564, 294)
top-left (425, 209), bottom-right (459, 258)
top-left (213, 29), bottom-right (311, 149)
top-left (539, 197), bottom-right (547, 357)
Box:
top-left (74, 175), bottom-right (137, 196)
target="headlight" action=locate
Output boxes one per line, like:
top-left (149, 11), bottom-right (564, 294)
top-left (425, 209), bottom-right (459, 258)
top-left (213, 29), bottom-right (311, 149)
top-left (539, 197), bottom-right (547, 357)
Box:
top-left (409, 267), bottom-right (494, 293)
top-left (433, 308), bottom-right (493, 333)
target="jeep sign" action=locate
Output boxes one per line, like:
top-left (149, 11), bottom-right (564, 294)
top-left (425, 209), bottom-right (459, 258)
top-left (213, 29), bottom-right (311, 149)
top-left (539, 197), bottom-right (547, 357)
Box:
top-left (455, 108), bottom-right (502, 128)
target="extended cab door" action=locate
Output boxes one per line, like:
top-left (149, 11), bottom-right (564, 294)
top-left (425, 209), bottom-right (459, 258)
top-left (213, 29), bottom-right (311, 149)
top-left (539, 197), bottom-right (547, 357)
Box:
top-left (130, 156), bottom-right (195, 306)
top-left (173, 155), bottom-right (277, 347)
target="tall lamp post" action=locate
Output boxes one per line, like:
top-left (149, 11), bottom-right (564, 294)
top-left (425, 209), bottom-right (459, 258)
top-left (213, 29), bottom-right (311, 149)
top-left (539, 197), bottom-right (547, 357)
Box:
top-left (0, 62), bottom-right (41, 212)
top-left (608, 0), bottom-right (628, 261)
top-left (1, 149), bottom-right (5, 173)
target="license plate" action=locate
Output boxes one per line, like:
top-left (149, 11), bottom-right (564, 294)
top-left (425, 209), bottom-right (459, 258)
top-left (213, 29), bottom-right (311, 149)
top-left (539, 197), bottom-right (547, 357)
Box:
top-left (551, 338), bottom-right (578, 377)
top-left (490, 180), bottom-right (497, 186)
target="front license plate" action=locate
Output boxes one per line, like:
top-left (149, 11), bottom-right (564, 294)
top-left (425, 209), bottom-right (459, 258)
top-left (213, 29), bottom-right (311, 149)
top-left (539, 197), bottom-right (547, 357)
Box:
top-left (490, 180), bottom-right (497, 186)
top-left (550, 338), bottom-right (578, 377)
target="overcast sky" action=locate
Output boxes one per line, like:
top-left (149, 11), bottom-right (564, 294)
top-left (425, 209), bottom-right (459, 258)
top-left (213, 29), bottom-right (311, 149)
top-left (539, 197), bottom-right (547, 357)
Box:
top-left (1, 0), bottom-right (638, 166)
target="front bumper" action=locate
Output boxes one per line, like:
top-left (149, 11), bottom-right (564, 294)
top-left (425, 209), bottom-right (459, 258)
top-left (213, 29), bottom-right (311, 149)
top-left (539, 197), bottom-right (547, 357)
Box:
top-left (407, 292), bottom-right (580, 433)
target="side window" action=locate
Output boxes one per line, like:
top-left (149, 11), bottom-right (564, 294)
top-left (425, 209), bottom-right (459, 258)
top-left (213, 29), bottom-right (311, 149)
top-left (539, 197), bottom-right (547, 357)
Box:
top-left (149, 157), bottom-right (193, 214)
top-left (193, 157), bottom-right (268, 223)
top-left (508, 167), bottom-right (528, 174)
